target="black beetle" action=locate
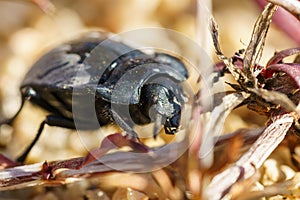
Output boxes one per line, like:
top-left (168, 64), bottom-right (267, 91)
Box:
top-left (0, 31), bottom-right (188, 162)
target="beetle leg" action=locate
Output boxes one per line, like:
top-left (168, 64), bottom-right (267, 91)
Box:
top-left (16, 115), bottom-right (75, 163)
top-left (110, 109), bottom-right (139, 139)
top-left (42, 115), bottom-right (76, 128)
top-left (16, 120), bottom-right (46, 163)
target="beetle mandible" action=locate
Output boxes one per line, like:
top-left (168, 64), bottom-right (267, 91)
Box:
top-left (0, 31), bottom-right (188, 162)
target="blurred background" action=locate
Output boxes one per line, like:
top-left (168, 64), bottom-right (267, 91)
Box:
top-left (0, 0), bottom-right (299, 199)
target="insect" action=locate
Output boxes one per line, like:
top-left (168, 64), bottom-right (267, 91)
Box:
top-left (0, 31), bottom-right (188, 163)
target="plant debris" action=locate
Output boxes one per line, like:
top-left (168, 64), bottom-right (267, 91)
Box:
top-left (1, 1), bottom-right (300, 199)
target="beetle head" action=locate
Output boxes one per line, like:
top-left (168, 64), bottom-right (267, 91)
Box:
top-left (139, 83), bottom-right (183, 137)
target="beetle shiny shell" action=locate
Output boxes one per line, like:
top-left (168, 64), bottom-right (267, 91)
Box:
top-left (2, 31), bottom-right (188, 162)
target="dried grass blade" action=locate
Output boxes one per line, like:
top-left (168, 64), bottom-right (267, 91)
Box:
top-left (200, 92), bottom-right (250, 160)
top-left (243, 3), bottom-right (278, 85)
top-left (250, 88), bottom-right (298, 114)
top-left (210, 19), bottom-right (247, 84)
top-left (206, 113), bottom-right (294, 200)
top-left (0, 141), bottom-right (186, 191)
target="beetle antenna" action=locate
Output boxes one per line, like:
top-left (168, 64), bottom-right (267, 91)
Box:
top-left (153, 114), bottom-right (163, 139)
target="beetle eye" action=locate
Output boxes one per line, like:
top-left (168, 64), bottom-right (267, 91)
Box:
top-left (21, 87), bottom-right (37, 100)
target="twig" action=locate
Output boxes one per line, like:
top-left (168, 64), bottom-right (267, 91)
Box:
top-left (0, 141), bottom-right (184, 191)
top-left (199, 92), bottom-right (250, 161)
top-left (206, 113), bottom-right (294, 200)
top-left (243, 3), bottom-right (278, 87)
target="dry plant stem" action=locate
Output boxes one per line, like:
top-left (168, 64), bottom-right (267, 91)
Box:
top-left (206, 113), bottom-right (294, 200)
top-left (199, 92), bottom-right (250, 160)
top-left (210, 19), bottom-right (248, 85)
top-left (267, 0), bottom-right (300, 18)
top-left (256, 0), bottom-right (300, 44)
top-left (0, 142), bottom-right (184, 190)
top-left (250, 88), bottom-right (297, 113)
top-left (196, 0), bottom-right (212, 56)
top-left (196, 0), bottom-right (213, 171)
top-left (212, 3), bottom-right (278, 89)
top-left (243, 3), bottom-right (278, 86)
